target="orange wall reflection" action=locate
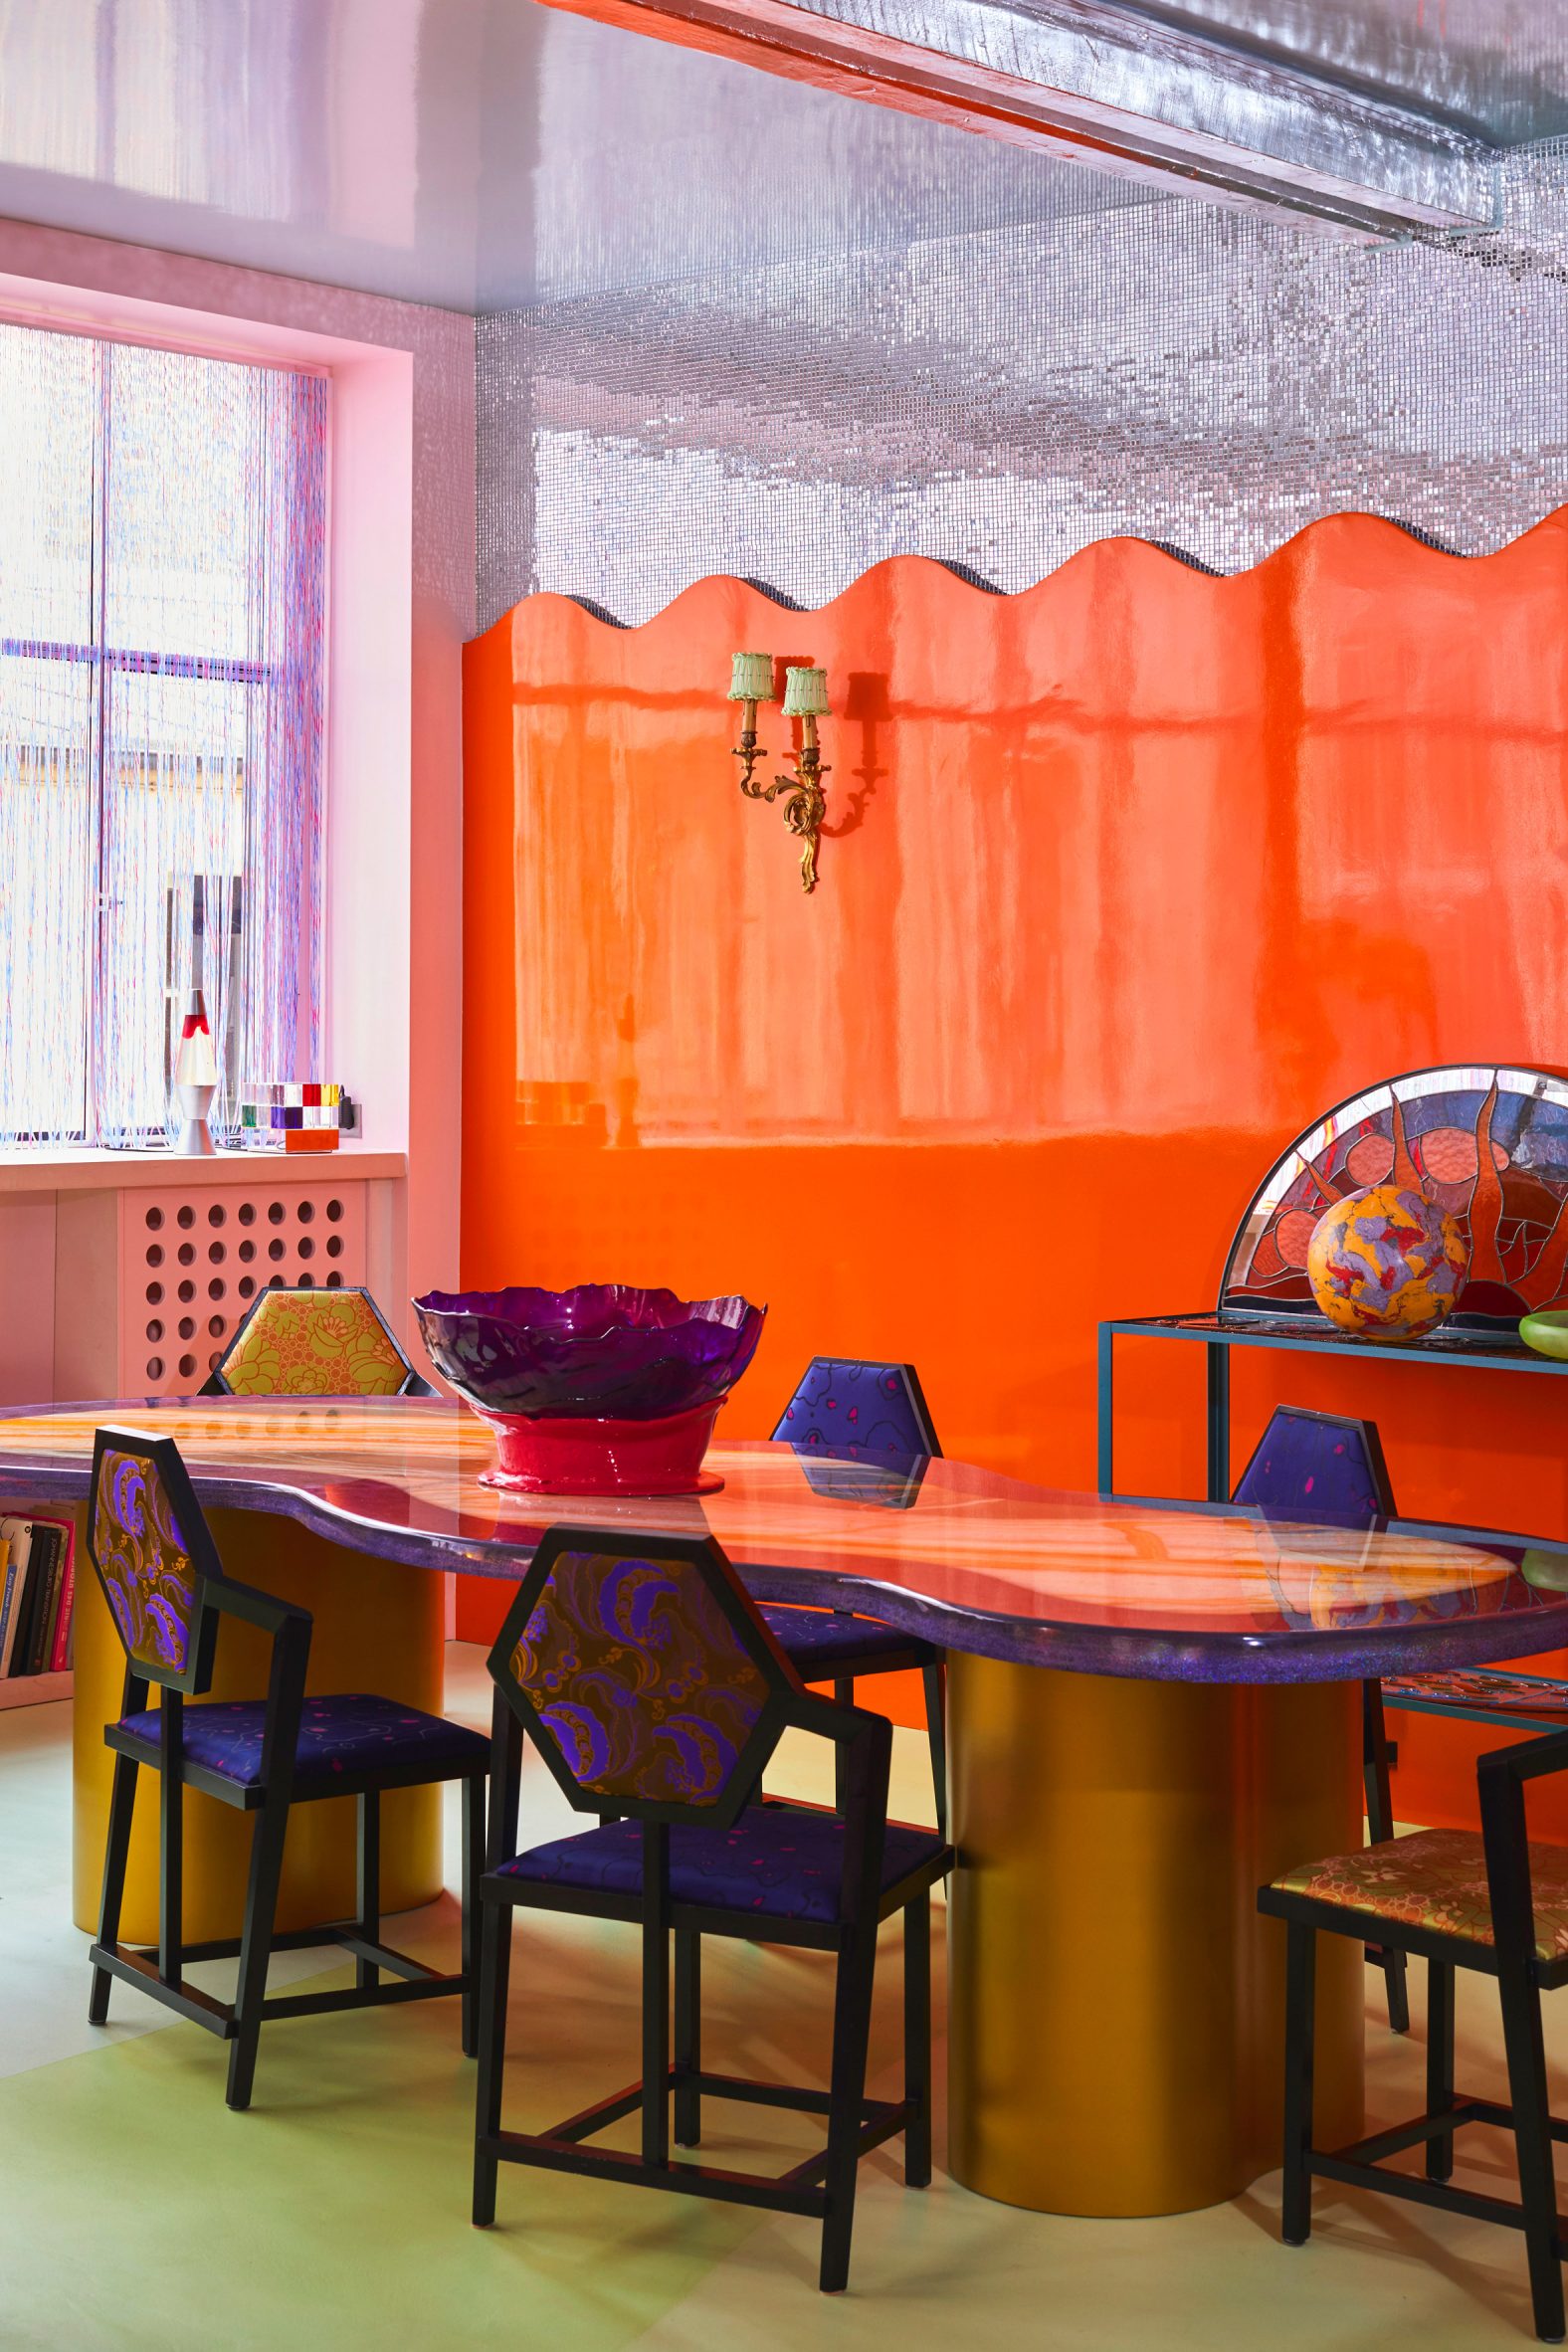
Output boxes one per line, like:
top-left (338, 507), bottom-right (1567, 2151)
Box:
top-left (461, 520), bottom-right (1568, 1825)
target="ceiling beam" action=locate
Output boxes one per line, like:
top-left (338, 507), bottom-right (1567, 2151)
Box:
top-left (539, 0), bottom-right (1497, 238)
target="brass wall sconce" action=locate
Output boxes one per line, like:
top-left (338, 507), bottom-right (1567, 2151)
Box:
top-left (727, 652), bottom-right (831, 894)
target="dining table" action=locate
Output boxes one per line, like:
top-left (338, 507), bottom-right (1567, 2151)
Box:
top-left (4, 1393), bottom-right (1565, 2223)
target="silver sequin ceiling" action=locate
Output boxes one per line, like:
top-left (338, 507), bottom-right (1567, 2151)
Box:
top-left (475, 8), bottom-right (1568, 632)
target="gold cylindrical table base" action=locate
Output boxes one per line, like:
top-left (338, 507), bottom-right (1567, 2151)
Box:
top-left (947, 1656), bottom-right (1364, 2217)
top-left (73, 1508), bottom-right (446, 1946)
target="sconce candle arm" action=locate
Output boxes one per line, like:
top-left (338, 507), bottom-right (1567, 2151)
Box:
top-left (766, 715), bottom-right (829, 894)
top-left (732, 697), bottom-right (769, 795)
top-left (727, 667), bottom-right (831, 894)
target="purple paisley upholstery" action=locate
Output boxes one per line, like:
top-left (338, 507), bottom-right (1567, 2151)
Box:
top-left (114, 1692), bottom-right (488, 1788)
top-left (1232, 1408), bottom-right (1392, 1525)
top-left (759, 1604), bottom-right (927, 1672)
top-left (771, 1359), bottom-right (939, 1461)
top-left (93, 1446), bottom-right (198, 1676)
top-left (497, 1805), bottom-right (946, 1924)
top-left (512, 1547), bottom-right (769, 1808)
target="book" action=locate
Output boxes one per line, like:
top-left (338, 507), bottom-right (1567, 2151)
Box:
top-left (0, 1534), bottom-right (15, 1674)
top-left (21, 1523), bottom-right (60, 1675)
top-left (7, 1536), bottom-right (43, 1677)
top-left (0, 1519), bottom-right (35, 1677)
top-left (44, 1520), bottom-right (75, 1674)
top-left (35, 1525), bottom-right (66, 1677)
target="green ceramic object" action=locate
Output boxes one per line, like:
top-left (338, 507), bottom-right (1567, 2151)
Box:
top-left (1523, 1546), bottom-right (1568, 1594)
top-left (1519, 1309), bottom-right (1568, 1361)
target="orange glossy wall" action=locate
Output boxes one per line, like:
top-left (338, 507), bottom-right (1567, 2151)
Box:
top-left (461, 518), bottom-right (1568, 1829)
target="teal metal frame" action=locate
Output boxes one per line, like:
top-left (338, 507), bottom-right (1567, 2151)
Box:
top-left (1096, 1312), bottom-right (1568, 1502)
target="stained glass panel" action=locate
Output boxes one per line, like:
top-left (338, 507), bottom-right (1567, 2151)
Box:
top-left (1221, 1065), bottom-right (1568, 1332)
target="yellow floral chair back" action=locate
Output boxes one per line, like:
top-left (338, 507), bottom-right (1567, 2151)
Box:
top-left (210, 1285), bottom-right (420, 1399)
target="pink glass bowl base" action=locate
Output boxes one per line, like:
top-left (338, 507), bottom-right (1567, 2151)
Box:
top-left (473, 1399), bottom-right (726, 1495)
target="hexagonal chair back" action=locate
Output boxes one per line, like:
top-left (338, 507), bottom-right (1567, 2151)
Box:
top-left (87, 1427), bottom-right (223, 1694)
top-left (204, 1284), bottom-right (430, 1399)
top-left (1232, 1405), bottom-right (1395, 1525)
top-left (770, 1358), bottom-right (941, 1463)
top-left (490, 1527), bottom-right (797, 1824)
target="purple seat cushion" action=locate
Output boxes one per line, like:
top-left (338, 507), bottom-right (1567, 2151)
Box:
top-left (114, 1692), bottom-right (489, 1788)
top-left (1232, 1410), bottom-right (1388, 1525)
top-left (758, 1602), bottom-right (934, 1675)
top-left (496, 1805), bottom-right (947, 1924)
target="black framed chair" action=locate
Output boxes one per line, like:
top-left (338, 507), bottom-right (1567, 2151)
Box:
top-left (1233, 1403), bottom-right (1409, 2033)
top-left (762, 1357), bottom-right (947, 1831)
top-left (86, 1426), bottom-right (487, 2110)
top-left (474, 1523), bottom-right (952, 2292)
top-left (201, 1282), bottom-right (435, 1398)
top-left (1260, 1724), bottom-right (1568, 2342)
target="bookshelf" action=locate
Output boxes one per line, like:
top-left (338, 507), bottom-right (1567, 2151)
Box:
top-left (0, 1669), bottom-right (71, 1711)
top-left (0, 1510), bottom-right (76, 1708)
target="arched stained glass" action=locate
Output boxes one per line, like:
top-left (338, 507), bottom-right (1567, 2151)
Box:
top-left (1222, 1065), bottom-right (1568, 1334)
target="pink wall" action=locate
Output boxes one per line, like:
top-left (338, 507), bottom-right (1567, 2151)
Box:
top-left (0, 217), bottom-right (475, 1339)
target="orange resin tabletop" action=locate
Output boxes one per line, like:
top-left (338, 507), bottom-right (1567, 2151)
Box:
top-left (0, 1394), bottom-right (1556, 1683)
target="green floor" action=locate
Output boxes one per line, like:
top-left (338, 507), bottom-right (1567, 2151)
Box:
top-left (0, 1650), bottom-right (1557, 2350)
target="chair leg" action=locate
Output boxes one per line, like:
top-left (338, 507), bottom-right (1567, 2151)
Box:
top-left (1361, 1680), bottom-right (1409, 2033)
top-left (1427, 1958), bottom-right (1455, 2183)
top-left (1497, 1960), bottom-right (1566, 2342)
top-left (819, 1917), bottom-right (880, 2293)
top-left (461, 1772), bottom-right (484, 2059)
top-left (903, 1893), bottom-right (932, 2189)
top-left (89, 1755), bottom-right (139, 2026)
top-left (473, 1901), bottom-right (512, 2228)
top-left (225, 1789), bottom-right (291, 2113)
top-left (643, 1839), bottom-right (672, 2171)
top-left (921, 1663), bottom-right (947, 1839)
top-left (1379, 1946), bottom-right (1411, 2037)
top-left (159, 1739), bottom-right (183, 1990)
top-left (1281, 1920), bottom-right (1316, 2248)
top-left (674, 1929), bottom-right (701, 2147)
top-left (833, 1679), bottom-right (854, 1812)
top-left (356, 1789), bottom-right (380, 1994)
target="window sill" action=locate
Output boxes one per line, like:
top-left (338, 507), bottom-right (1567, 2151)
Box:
top-left (0, 1144), bottom-right (408, 1196)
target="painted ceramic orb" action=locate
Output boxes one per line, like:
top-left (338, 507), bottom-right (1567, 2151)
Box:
top-left (1306, 1184), bottom-right (1469, 1340)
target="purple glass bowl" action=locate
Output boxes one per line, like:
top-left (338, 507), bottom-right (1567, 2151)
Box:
top-left (412, 1283), bottom-right (766, 1420)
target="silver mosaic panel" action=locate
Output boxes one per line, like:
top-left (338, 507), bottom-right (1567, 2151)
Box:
top-left (476, 14), bottom-right (1568, 633)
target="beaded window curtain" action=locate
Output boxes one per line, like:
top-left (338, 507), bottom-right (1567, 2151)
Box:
top-left (0, 322), bottom-right (327, 1146)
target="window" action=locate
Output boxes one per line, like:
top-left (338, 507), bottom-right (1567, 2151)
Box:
top-left (0, 323), bottom-right (327, 1145)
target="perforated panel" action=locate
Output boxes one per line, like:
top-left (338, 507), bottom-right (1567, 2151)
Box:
top-left (118, 1180), bottom-right (369, 1397)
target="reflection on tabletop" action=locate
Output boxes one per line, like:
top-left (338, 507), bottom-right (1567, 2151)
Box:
top-left (0, 1397), bottom-right (1551, 1653)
